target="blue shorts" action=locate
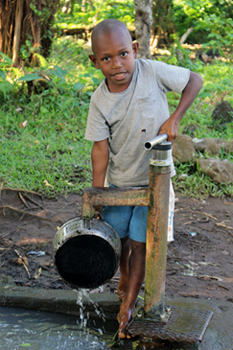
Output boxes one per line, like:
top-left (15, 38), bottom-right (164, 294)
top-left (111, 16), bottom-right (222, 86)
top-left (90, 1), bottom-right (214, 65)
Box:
top-left (102, 182), bottom-right (175, 243)
top-left (102, 185), bottom-right (148, 243)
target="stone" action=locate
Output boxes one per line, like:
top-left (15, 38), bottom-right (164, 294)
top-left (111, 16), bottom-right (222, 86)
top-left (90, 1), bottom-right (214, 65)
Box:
top-left (211, 101), bottom-right (233, 125)
top-left (197, 158), bottom-right (233, 184)
top-left (204, 143), bottom-right (221, 156)
top-left (173, 135), bottom-right (198, 163)
top-left (182, 125), bottom-right (197, 137)
top-left (224, 141), bottom-right (233, 155)
top-left (193, 138), bottom-right (225, 151)
top-left (193, 138), bottom-right (233, 156)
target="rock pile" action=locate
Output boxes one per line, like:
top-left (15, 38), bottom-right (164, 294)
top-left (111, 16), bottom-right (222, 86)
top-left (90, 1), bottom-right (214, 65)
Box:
top-left (173, 135), bottom-right (233, 184)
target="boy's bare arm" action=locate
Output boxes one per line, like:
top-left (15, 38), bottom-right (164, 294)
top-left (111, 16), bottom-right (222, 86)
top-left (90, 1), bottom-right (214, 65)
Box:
top-left (91, 139), bottom-right (109, 187)
top-left (159, 71), bottom-right (203, 142)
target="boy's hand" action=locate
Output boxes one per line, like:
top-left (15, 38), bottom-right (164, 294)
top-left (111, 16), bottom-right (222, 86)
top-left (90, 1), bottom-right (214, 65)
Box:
top-left (159, 71), bottom-right (203, 143)
top-left (158, 116), bottom-right (179, 143)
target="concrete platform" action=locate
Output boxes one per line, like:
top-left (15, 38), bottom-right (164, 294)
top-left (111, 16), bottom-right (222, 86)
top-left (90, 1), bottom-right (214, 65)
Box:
top-left (0, 285), bottom-right (232, 350)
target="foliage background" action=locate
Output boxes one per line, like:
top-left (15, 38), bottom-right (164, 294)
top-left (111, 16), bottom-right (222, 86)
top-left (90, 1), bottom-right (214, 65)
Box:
top-left (0, 0), bottom-right (232, 198)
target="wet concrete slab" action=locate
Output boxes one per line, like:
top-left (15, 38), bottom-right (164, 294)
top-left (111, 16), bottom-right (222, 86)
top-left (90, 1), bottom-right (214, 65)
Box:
top-left (0, 285), bottom-right (120, 320)
top-left (0, 286), bottom-right (232, 350)
top-left (167, 297), bottom-right (233, 350)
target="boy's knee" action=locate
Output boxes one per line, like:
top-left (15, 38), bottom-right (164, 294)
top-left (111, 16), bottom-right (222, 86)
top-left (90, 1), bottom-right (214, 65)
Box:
top-left (130, 239), bottom-right (146, 252)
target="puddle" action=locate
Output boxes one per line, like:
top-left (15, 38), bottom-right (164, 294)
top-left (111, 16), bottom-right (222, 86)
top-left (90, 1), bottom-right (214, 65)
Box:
top-left (0, 305), bottom-right (200, 350)
top-left (0, 306), bottom-right (116, 350)
top-left (1, 295), bottom-right (232, 350)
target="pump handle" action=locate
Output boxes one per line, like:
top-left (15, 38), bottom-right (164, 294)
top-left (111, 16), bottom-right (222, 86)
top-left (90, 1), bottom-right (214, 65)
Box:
top-left (144, 134), bottom-right (168, 150)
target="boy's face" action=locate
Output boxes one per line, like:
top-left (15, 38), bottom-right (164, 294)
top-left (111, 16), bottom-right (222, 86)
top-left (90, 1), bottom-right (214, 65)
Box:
top-left (89, 29), bottom-right (139, 93)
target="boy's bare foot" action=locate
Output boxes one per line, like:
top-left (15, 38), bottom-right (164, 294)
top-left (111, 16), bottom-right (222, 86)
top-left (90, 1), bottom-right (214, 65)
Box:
top-left (117, 302), bottom-right (135, 339)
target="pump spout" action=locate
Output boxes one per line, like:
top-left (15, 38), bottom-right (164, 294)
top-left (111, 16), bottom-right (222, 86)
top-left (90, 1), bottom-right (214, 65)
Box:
top-left (144, 134), bottom-right (168, 150)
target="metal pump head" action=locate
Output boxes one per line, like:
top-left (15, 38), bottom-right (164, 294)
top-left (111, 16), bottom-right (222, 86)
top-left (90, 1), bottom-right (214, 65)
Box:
top-left (145, 133), bottom-right (172, 164)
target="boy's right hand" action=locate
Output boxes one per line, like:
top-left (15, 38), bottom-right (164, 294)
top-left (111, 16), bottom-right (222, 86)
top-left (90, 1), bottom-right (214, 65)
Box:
top-left (91, 139), bottom-right (109, 187)
top-left (94, 205), bottom-right (103, 219)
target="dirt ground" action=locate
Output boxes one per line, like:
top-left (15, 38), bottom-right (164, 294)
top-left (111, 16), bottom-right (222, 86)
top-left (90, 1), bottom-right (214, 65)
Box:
top-left (0, 188), bottom-right (233, 304)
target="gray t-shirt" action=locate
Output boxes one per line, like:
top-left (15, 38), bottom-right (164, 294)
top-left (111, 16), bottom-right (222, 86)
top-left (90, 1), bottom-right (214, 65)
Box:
top-left (85, 59), bottom-right (190, 187)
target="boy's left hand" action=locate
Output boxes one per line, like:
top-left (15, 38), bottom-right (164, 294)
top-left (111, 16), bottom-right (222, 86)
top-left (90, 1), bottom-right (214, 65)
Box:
top-left (159, 71), bottom-right (203, 143)
top-left (158, 115), bottom-right (179, 143)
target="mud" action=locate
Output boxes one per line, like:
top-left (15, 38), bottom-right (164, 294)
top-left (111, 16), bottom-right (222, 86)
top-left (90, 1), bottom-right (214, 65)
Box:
top-left (0, 188), bottom-right (233, 304)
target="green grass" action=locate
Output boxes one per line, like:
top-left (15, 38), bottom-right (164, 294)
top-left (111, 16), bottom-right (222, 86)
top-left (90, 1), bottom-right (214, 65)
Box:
top-left (173, 161), bottom-right (233, 198)
top-left (0, 38), bottom-right (98, 196)
top-left (0, 36), bottom-right (232, 198)
top-left (167, 59), bottom-right (233, 140)
top-left (0, 92), bottom-right (93, 196)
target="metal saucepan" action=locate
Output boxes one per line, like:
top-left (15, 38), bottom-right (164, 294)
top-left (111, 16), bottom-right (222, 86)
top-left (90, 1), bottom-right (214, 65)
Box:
top-left (53, 217), bottom-right (121, 289)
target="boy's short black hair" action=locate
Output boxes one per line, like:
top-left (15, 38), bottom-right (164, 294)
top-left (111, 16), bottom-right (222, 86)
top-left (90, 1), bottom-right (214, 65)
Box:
top-left (91, 19), bottom-right (132, 54)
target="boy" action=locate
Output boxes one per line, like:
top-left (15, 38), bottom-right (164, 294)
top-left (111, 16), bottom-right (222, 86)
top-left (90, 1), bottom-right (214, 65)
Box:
top-left (85, 19), bottom-right (203, 338)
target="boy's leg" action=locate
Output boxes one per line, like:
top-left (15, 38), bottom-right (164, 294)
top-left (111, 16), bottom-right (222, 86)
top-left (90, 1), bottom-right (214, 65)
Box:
top-left (117, 237), bottom-right (131, 301)
top-left (102, 204), bottom-right (133, 301)
top-left (102, 199), bottom-right (147, 338)
top-left (117, 239), bottom-right (146, 339)
top-left (117, 205), bottom-right (147, 338)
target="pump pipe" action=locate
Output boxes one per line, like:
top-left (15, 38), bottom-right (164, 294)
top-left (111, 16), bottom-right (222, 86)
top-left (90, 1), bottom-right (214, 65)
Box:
top-left (144, 133), bottom-right (168, 150)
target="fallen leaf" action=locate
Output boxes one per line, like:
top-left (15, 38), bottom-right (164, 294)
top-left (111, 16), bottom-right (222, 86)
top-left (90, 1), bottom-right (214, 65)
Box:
top-left (16, 238), bottom-right (47, 245)
top-left (14, 253), bottom-right (28, 266)
top-left (43, 180), bottom-right (54, 188)
top-left (36, 210), bottom-right (47, 217)
top-left (34, 267), bottom-right (42, 279)
top-left (20, 120), bottom-right (28, 128)
top-left (14, 257), bottom-right (23, 265)
top-left (199, 275), bottom-right (223, 281)
top-left (22, 256), bottom-right (29, 266)
top-left (65, 180), bottom-right (74, 186)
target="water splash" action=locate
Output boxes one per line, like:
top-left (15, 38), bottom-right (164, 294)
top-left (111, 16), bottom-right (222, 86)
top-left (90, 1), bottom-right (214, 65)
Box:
top-left (76, 289), bottom-right (89, 328)
top-left (76, 289), bottom-right (106, 334)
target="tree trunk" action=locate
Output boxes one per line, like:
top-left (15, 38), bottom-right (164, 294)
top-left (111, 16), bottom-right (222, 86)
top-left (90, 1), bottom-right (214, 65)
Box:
top-left (0, 0), bottom-right (60, 67)
top-left (0, 0), bottom-right (15, 56)
top-left (134, 0), bottom-right (153, 59)
top-left (12, 0), bottom-right (24, 65)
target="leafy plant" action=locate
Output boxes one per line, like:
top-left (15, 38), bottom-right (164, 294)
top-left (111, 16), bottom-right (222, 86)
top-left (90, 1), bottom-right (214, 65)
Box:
top-left (173, 0), bottom-right (233, 45)
top-left (0, 52), bottom-right (14, 98)
top-left (162, 40), bottom-right (198, 70)
top-left (56, 0), bottom-right (135, 28)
